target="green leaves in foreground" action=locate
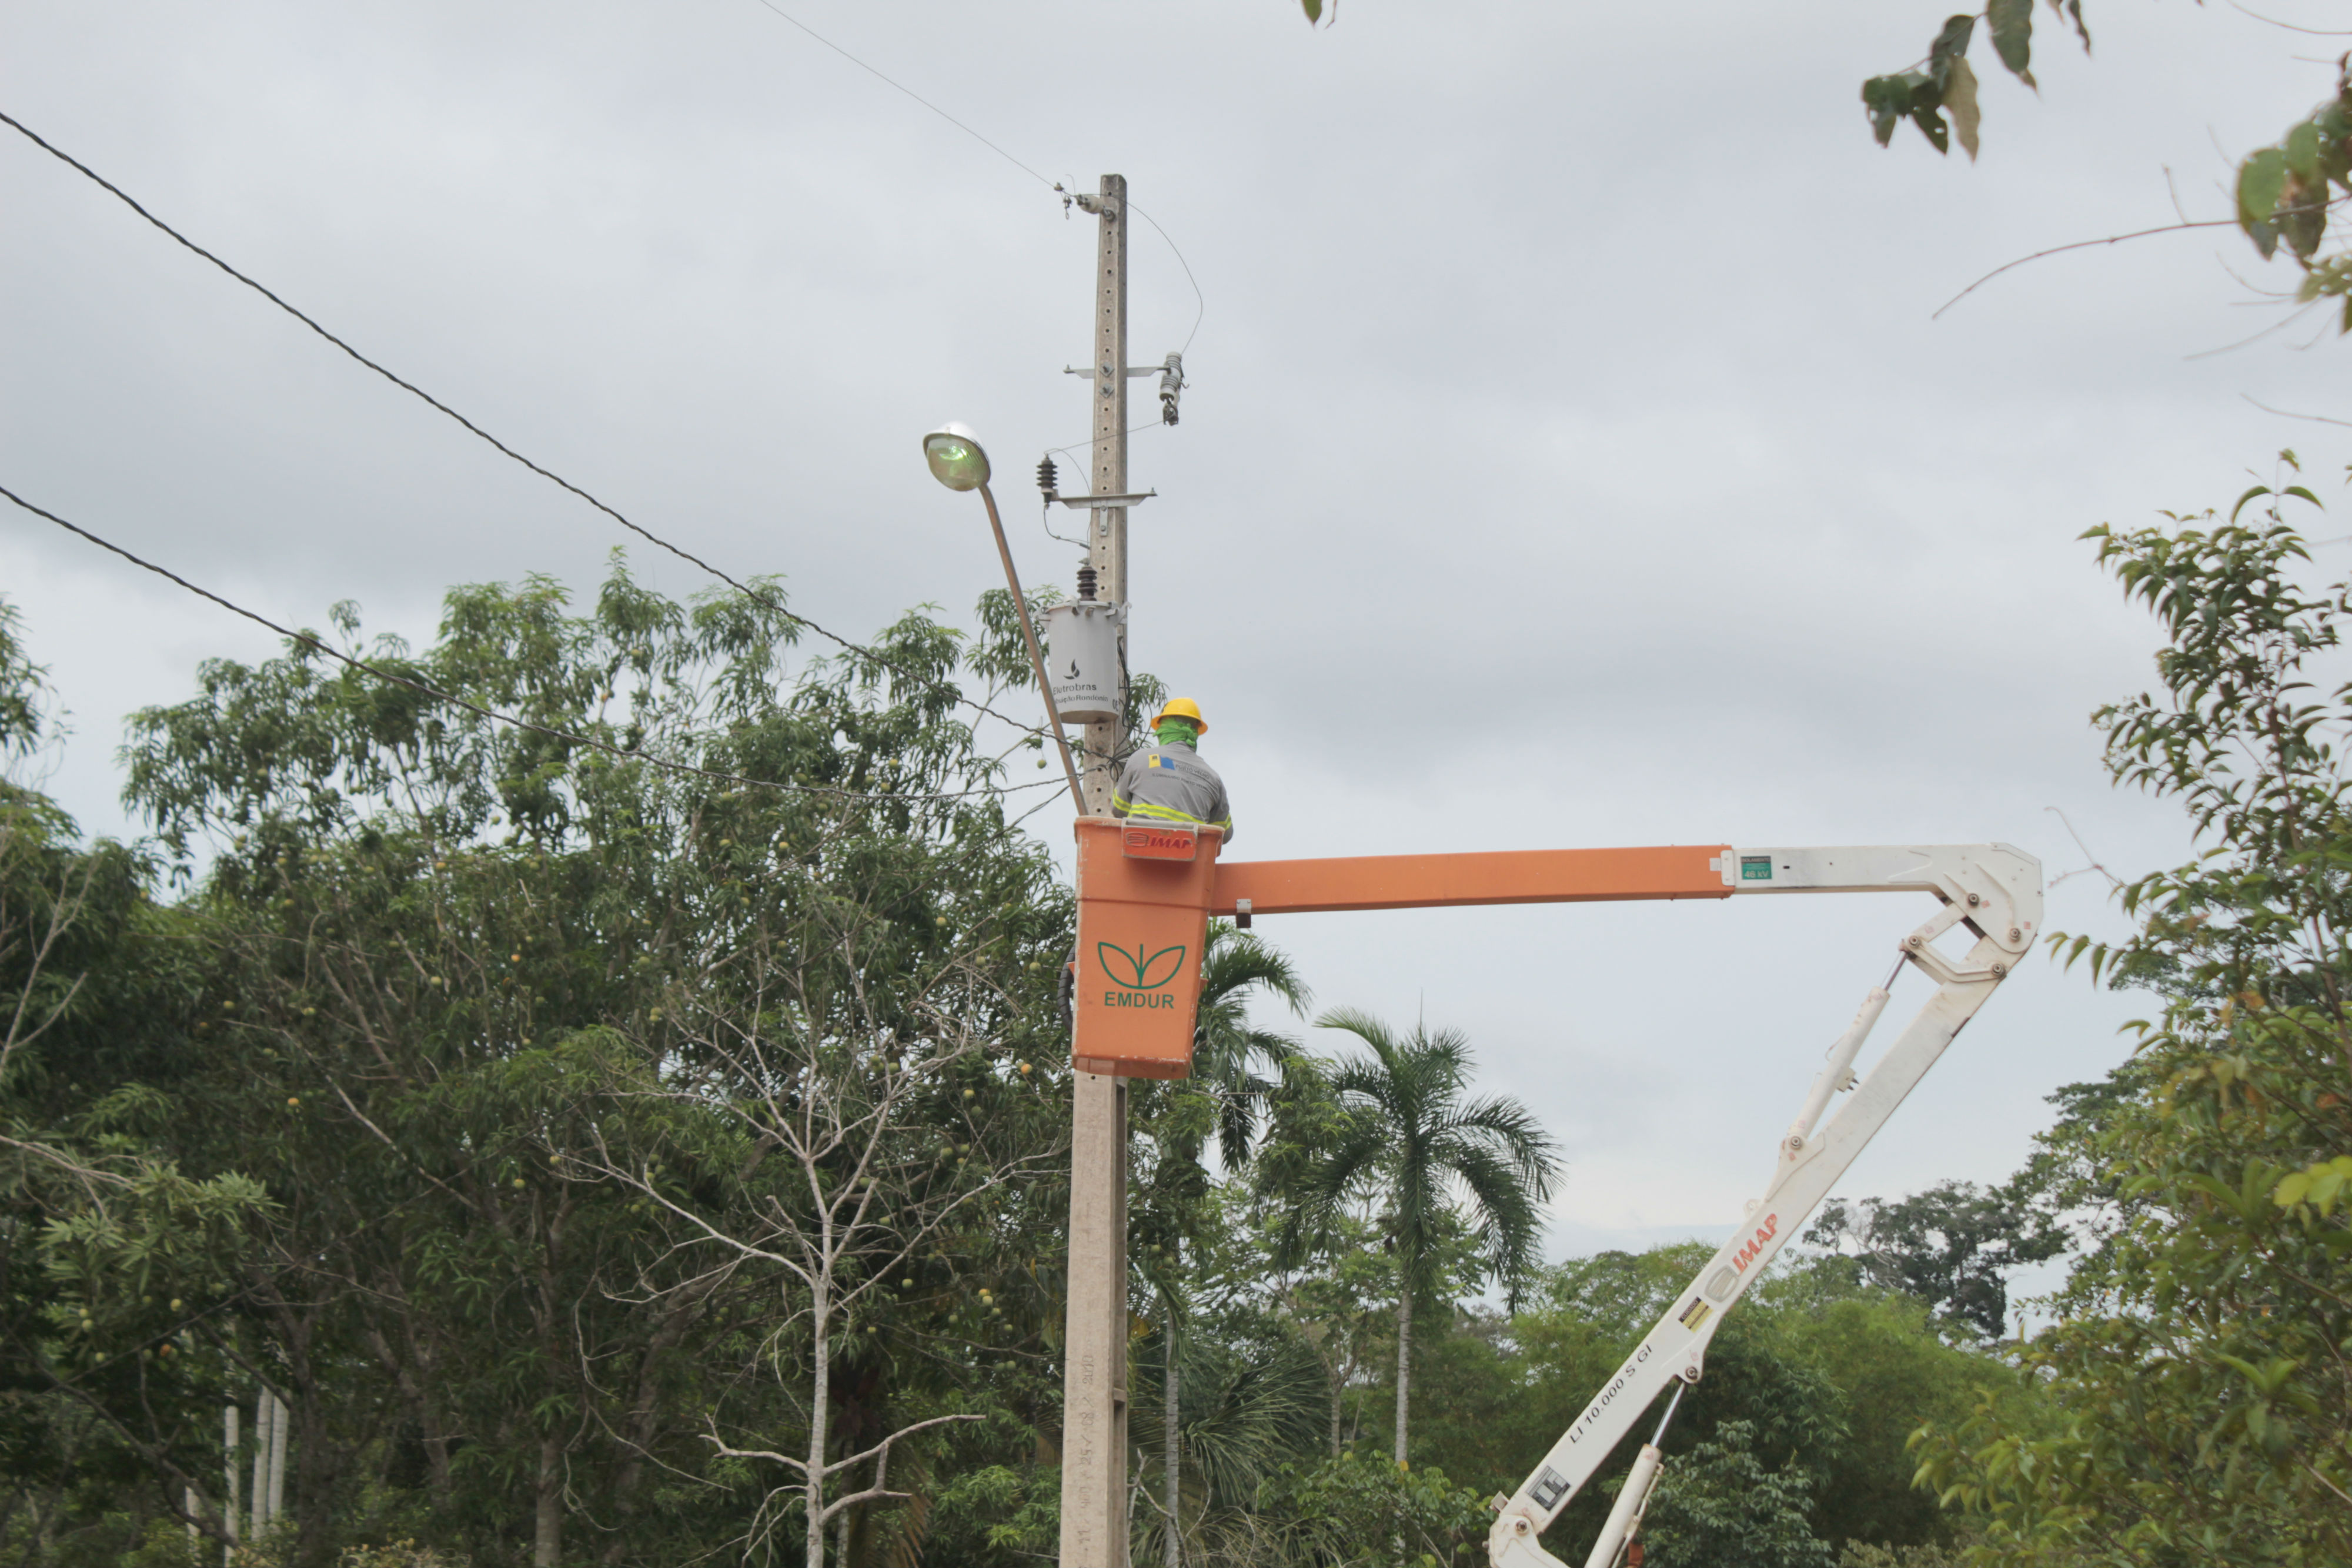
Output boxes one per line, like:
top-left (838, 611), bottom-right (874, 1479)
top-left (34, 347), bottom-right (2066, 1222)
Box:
top-left (1907, 470), bottom-right (2352, 1563)
top-left (2273, 1156), bottom-right (2352, 1216)
top-left (1866, 1), bottom-right (2352, 322)
top-left (1862, 3), bottom-right (2080, 163)
top-left (1863, 15), bottom-right (1976, 158)
top-left (2233, 69), bottom-right (2352, 323)
top-left (1984, 0), bottom-right (2036, 87)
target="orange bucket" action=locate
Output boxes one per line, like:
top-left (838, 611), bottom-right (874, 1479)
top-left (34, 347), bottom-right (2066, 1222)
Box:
top-left (1071, 817), bottom-right (1222, 1078)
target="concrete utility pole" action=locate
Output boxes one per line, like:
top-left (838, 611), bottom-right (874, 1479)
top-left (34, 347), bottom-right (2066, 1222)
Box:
top-left (249, 1391), bottom-right (271, 1539)
top-left (222, 1405), bottom-right (240, 1567)
top-left (1058, 170), bottom-right (1132, 1568)
top-left (1078, 173), bottom-right (1129, 818)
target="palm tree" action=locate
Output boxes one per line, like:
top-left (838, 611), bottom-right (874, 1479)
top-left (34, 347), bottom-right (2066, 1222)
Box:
top-left (1190, 920), bottom-right (1312, 1167)
top-left (1284, 1008), bottom-right (1561, 1465)
top-left (1140, 919), bottom-right (1311, 1566)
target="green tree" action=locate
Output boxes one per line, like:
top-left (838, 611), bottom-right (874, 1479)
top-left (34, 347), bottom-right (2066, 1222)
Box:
top-left (1280, 1011), bottom-right (1559, 1465)
top-left (1803, 1179), bottom-right (2066, 1340)
top-left (1641, 1419), bottom-right (1835, 1568)
top-left (1393, 1242), bottom-right (2014, 1559)
top-left (1914, 467), bottom-right (2352, 1562)
top-left (0, 599), bottom-right (48, 761)
top-left (2, 559), bottom-right (1083, 1568)
top-left (1132, 921), bottom-right (1311, 1567)
top-left (1191, 921), bottom-right (1314, 1173)
top-left (1255, 1449), bottom-right (1494, 1568)
top-left (1128, 921), bottom-right (1312, 1312)
top-left (0, 597), bottom-right (266, 1566)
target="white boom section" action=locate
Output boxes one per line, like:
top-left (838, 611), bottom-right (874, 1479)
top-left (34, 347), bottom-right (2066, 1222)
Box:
top-left (1487, 844), bottom-right (2042, 1568)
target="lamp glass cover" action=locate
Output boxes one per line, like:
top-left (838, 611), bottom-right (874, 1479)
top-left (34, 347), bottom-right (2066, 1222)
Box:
top-left (924, 432), bottom-right (990, 492)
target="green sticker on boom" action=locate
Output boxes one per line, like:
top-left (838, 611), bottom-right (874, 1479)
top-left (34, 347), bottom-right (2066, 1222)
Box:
top-left (1740, 855), bottom-right (1774, 881)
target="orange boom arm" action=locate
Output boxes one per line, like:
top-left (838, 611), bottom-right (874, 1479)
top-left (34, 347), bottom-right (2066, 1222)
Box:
top-left (1210, 844), bottom-right (1733, 918)
top-left (1071, 825), bottom-right (1736, 1079)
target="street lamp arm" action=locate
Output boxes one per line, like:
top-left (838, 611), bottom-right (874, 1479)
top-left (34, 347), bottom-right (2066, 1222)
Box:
top-left (977, 481), bottom-right (1088, 814)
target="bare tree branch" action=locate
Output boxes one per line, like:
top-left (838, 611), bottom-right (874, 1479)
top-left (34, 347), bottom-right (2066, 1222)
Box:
top-left (1933, 219), bottom-right (2241, 320)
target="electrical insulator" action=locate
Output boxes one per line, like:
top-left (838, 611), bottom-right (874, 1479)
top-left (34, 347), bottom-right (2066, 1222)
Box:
top-left (1037, 456), bottom-right (1059, 498)
top-left (1157, 352), bottom-right (1184, 427)
top-left (1076, 565), bottom-right (1098, 602)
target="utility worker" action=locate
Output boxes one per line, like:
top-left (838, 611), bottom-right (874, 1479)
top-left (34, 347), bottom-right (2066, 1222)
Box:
top-left (1111, 697), bottom-right (1233, 843)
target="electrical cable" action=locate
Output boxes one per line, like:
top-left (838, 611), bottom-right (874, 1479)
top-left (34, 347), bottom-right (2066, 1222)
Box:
top-left (734, 4), bottom-right (1205, 352)
top-left (1038, 417), bottom-right (1174, 484)
top-left (1036, 416), bottom-right (1172, 551)
top-left (0, 108), bottom-right (1053, 745)
top-left (0, 483), bottom-right (1057, 808)
top-left (744, 0), bottom-right (1058, 190)
top-left (1127, 201), bottom-right (1207, 355)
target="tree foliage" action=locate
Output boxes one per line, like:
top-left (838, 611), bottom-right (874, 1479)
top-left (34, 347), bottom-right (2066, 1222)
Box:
top-left (1805, 1179), bottom-right (2066, 1341)
top-left (2, 567), bottom-right (2042, 1567)
top-left (1914, 466), bottom-right (2352, 1564)
top-left (1273, 1011), bottom-right (1559, 1465)
top-left (1862, 7), bottom-right (2352, 329)
top-left (1642, 1419), bottom-right (1836, 1568)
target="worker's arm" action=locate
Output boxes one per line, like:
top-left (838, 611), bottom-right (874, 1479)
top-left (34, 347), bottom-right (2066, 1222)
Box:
top-left (1209, 777), bottom-right (1232, 845)
top-left (1109, 754), bottom-right (1139, 818)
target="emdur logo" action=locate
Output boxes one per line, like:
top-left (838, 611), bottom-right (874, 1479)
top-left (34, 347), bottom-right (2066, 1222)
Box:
top-left (1097, 940), bottom-right (1186, 992)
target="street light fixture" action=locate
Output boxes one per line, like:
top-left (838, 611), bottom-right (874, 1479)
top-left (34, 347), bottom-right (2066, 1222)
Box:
top-left (922, 423), bottom-right (1088, 813)
top-left (923, 422), bottom-right (991, 492)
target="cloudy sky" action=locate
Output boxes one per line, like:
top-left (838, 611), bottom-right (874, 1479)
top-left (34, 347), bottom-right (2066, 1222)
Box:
top-left (4, 1), bottom-right (2346, 1270)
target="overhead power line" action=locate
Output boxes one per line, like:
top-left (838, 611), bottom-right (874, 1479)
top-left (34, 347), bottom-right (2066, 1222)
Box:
top-left (748, 0), bottom-right (1055, 189)
top-left (1130, 202), bottom-right (1207, 356)
top-left (737, 2), bottom-right (1205, 352)
top-left (0, 108), bottom-right (1053, 743)
top-left (0, 483), bottom-right (1056, 810)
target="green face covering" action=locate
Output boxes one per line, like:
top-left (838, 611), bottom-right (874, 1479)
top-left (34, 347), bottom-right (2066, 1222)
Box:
top-left (1154, 719), bottom-right (1200, 748)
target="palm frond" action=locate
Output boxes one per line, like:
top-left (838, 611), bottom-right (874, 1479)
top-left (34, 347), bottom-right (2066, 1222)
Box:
top-left (1292, 1011), bottom-right (1565, 1310)
top-left (1200, 920), bottom-right (1313, 1017)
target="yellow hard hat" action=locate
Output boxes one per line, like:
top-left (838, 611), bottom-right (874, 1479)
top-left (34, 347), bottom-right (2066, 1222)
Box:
top-left (1153, 697), bottom-right (1207, 735)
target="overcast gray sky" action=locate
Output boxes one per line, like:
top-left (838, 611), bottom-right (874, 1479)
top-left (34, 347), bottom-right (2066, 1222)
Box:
top-left (5, 0), bottom-right (2346, 1268)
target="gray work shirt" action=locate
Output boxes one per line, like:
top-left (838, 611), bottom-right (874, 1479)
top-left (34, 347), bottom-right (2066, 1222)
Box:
top-left (1111, 741), bottom-right (1233, 844)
